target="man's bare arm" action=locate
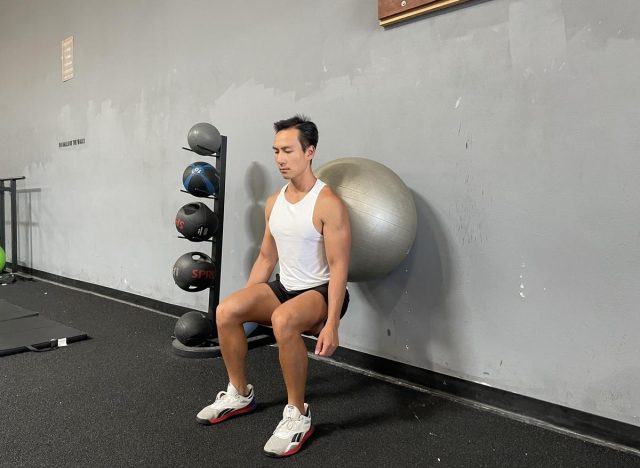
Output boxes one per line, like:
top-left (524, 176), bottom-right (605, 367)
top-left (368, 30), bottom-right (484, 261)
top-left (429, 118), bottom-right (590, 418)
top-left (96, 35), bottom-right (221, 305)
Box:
top-left (245, 191), bottom-right (279, 287)
top-left (315, 188), bottom-right (351, 356)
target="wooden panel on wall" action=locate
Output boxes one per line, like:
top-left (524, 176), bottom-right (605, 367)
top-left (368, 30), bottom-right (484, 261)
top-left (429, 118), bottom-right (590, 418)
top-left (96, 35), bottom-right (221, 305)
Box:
top-left (379, 0), bottom-right (472, 27)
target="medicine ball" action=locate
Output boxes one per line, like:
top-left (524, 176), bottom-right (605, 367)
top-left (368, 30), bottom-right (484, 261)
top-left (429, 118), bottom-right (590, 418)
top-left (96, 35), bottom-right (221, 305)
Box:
top-left (174, 311), bottom-right (212, 346)
top-left (175, 202), bottom-right (219, 241)
top-left (0, 246), bottom-right (5, 271)
top-left (172, 252), bottom-right (216, 292)
top-left (187, 122), bottom-right (222, 155)
top-left (182, 162), bottom-right (219, 197)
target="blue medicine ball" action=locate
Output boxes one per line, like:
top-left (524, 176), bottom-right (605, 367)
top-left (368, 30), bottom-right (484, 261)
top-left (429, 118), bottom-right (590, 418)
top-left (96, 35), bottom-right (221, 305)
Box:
top-left (182, 162), bottom-right (219, 197)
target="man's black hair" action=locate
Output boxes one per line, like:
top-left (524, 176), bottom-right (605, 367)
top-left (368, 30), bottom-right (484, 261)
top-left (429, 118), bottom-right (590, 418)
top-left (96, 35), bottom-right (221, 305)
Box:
top-left (273, 115), bottom-right (318, 152)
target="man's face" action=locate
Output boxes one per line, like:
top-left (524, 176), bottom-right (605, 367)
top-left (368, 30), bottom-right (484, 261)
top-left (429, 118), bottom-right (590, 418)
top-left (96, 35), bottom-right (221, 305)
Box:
top-left (272, 128), bottom-right (313, 180)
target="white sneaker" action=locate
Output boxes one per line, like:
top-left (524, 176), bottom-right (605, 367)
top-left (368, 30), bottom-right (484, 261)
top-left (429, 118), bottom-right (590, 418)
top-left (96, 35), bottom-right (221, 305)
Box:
top-left (196, 383), bottom-right (256, 425)
top-left (263, 403), bottom-right (314, 457)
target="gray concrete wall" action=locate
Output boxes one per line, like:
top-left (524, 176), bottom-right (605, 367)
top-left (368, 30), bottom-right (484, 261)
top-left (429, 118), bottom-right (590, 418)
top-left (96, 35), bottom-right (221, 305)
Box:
top-left (1, 0), bottom-right (639, 426)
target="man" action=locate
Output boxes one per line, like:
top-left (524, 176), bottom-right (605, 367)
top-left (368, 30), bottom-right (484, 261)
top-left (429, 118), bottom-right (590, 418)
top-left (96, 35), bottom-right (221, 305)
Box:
top-left (196, 115), bottom-right (351, 458)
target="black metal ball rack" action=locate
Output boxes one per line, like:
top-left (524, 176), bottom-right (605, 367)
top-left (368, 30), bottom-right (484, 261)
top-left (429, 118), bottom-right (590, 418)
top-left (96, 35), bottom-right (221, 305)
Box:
top-left (172, 129), bottom-right (274, 358)
top-left (0, 176), bottom-right (25, 284)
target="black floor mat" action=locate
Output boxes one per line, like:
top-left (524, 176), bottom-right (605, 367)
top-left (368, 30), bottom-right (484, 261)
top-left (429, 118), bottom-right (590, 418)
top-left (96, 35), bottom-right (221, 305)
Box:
top-left (0, 299), bottom-right (39, 321)
top-left (0, 299), bottom-right (88, 356)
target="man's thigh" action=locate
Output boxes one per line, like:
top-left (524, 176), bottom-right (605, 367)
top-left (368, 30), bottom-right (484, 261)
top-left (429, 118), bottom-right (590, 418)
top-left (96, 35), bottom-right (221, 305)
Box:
top-left (220, 283), bottom-right (281, 325)
top-left (272, 290), bottom-right (328, 335)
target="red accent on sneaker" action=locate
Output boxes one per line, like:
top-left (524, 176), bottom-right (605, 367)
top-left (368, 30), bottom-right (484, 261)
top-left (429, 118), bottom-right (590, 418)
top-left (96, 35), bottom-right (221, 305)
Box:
top-left (208, 401), bottom-right (256, 424)
top-left (276, 426), bottom-right (315, 458)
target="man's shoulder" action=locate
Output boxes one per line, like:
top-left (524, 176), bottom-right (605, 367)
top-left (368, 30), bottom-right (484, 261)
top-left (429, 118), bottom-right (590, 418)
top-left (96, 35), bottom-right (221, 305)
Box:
top-left (265, 189), bottom-right (281, 217)
top-left (318, 184), bottom-right (339, 202)
top-left (269, 187), bottom-right (282, 199)
top-left (317, 185), bottom-right (346, 214)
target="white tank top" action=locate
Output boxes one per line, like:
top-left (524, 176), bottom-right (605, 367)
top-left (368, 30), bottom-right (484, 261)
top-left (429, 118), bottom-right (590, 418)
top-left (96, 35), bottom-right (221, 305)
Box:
top-left (269, 179), bottom-right (330, 291)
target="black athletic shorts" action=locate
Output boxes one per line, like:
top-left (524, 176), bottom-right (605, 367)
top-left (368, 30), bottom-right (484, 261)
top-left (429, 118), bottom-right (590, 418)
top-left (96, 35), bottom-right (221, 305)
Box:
top-left (267, 274), bottom-right (349, 319)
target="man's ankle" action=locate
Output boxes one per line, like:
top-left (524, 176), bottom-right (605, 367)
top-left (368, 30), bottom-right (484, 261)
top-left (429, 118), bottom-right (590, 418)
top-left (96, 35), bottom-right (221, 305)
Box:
top-left (230, 381), bottom-right (250, 397)
top-left (288, 403), bottom-right (306, 415)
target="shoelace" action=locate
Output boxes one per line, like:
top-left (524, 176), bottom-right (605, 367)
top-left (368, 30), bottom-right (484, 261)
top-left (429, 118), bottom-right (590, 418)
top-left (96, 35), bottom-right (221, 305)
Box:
top-left (276, 417), bottom-right (296, 432)
top-left (211, 390), bottom-right (235, 408)
top-left (274, 409), bottom-right (302, 434)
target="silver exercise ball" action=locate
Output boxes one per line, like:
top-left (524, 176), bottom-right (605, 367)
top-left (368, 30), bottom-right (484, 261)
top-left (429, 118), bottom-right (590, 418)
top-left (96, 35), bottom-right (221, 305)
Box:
top-left (316, 157), bottom-right (417, 282)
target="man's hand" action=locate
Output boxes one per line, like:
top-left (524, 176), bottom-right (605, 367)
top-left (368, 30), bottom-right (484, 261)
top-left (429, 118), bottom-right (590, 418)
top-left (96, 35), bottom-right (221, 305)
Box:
top-left (314, 324), bottom-right (339, 357)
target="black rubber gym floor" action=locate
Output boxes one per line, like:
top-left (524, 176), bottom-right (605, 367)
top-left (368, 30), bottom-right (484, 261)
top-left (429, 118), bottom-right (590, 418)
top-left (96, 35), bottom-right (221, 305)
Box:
top-left (1, 278), bottom-right (638, 467)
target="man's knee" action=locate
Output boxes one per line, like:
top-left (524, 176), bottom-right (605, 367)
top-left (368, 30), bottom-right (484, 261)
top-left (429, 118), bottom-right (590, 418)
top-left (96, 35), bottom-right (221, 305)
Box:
top-left (271, 308), bottom-right (298, 338)
top-left (216, 300), bottom-right (244, 328)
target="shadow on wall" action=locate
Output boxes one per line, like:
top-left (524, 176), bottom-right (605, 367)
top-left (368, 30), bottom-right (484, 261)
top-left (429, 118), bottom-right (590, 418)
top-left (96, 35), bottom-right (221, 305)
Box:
top-left (243, 162), bottom-right (270, 275)
top-left (354, 190), bottom-right (455, 365)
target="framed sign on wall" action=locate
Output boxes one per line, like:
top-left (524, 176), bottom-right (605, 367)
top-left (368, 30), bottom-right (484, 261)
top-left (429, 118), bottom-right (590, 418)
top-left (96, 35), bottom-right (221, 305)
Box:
top-left (379, 0), bottom-right (472, 27)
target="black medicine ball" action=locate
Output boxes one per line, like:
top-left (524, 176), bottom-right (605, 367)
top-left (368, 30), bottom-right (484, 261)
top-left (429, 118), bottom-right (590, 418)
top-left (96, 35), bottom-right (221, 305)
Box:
top-left (175, 202), bottom-right (219, 241)
top-left (182, 162), bottom-right (219, 197)
top-left (172, 252), bottom-right (216, 292)
top-left (174, 311), bottom-right (212, 346)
